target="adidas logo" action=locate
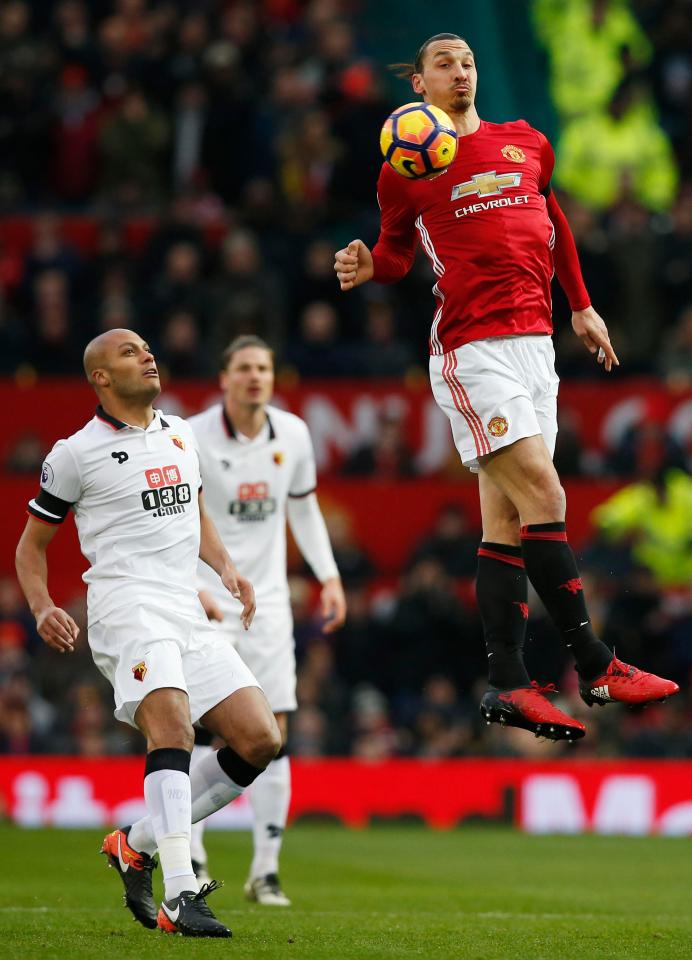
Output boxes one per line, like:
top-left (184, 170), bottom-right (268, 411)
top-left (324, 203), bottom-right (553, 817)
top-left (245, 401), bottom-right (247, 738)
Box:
top-left (590, 685), bottom-right (610, 700)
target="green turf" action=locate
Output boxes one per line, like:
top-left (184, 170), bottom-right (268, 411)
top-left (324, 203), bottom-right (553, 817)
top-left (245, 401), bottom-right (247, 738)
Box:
top-left (1, 823), bottom-right (690, 959)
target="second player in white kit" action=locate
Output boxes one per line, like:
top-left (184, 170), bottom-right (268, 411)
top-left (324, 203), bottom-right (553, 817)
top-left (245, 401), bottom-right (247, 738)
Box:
top-left (189, 335), bottom-right (346, 906)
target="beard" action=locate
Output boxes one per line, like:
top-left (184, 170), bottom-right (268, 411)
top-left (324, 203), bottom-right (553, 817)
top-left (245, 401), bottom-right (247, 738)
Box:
top-left (448, 91), bottom-right (473, 113)
top-left (113, 376), bottom-right (161, 404)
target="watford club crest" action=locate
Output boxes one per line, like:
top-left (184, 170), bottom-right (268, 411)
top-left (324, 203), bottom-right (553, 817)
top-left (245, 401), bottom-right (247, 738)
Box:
top-left (273, 451), bottom-right (284, 466)
top-left (132, 661), bottom-right (147, 682)
top-left (171, 435), bottom-right (185, 451)
top-left (501, 144), bottom-right (526, 163)
top-left (487, 416), bottom-right (509, 438)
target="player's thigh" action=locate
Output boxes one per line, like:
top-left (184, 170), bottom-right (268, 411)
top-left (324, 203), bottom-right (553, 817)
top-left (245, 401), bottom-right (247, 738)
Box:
top-left (429, 340), bottom-right (543, 473)
top-left (88, 608), bottom-right (192, 730)
top-left (135, 687), bottom-right (194, 750)
top-left (200, 686), bottom-right (280, 759)
top-left (480, 434), bottom-right (565, 522)
top-left (478, 470), bottom-right (520, 544)
top-left (182, 619), bottom-right (262, 726)
top-left (235, 611), bottom-right (297, 714)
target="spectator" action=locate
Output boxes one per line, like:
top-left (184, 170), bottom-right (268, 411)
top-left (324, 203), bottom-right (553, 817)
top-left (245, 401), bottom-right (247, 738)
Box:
top-left (593, 427), bottom-right (692, 588)
top-left (157, 309), bottom-right (210, 378)
top-left (658, 306), bottom-right (692, 389)
top-left (171, 82), bottom-right (207, 193)
top-left (659, 185), bottom-right (692, 321)
top-left (532, 0), bottom-right (651, 120)
top-left (27, 270), bottom-right (83, 373)
top-left (209, 229), bottom-right (284, 355)
top-left (555, 77), bottom-right (679, 212)
top-left (285, 301), bottom-right (349, 378)
top-left (146, 240), bottom-right (210, 336)
top-left (341, 411), bottom-right (418, 479)
top-left (320, 512), bottom-right (375, 587)
top-left (407, 503), bottom-right (480, 578)
top-left (51, 64), bottom-right (101, 203)
top-left (99, 87), bottom-right (169, 209)
top-left (349, 298), bottom-right (417, 378)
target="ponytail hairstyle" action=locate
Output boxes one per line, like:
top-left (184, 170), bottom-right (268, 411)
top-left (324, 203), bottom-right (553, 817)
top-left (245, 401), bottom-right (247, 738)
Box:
top-left (389, 33), bottom-right (470, 80)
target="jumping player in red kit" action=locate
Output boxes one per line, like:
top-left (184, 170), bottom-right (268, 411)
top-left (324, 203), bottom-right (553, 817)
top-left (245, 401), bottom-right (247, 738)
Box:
top-left (334, 33), bottom-right (678, 739)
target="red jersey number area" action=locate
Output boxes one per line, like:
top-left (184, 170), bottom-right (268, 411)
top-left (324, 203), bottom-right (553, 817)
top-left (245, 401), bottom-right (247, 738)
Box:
top-left (372, 119), bottom-right (556, 354)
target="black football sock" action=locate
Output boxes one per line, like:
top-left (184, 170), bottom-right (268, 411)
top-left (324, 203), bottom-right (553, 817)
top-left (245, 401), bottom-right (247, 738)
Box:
top-left (476, 542), bottom-right (532, 689)
top-left (520, 522), bottom-right (612, 679)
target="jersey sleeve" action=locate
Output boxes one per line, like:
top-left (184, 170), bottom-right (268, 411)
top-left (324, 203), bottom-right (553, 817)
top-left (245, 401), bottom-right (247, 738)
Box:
top-left (371, 163), bottom-right (418, 284)
top-left (288, 422), bottom-right (317, 498)
top-left (534, 127), bottom-right (555, 194)
top-left (546, 191), bottom-right (591, 312)
top-left (27, 440), bottom-right (82, 525)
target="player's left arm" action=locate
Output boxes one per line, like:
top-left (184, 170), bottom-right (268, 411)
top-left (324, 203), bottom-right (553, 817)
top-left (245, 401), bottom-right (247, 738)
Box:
top-left (198, 491), bottom-right (255, 629)
top-left (287, 493), bottom-right (346, 634)
top-left (537, 130), bottom-right (619, 372)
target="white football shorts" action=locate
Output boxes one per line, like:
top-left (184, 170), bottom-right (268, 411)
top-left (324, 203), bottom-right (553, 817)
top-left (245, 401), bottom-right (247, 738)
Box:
top-left (213, 605), bottom-right (297, 714)
top-left (88, 602), bottom-right (262, 728)
top-left (429, 335), bottom-right (559, 472)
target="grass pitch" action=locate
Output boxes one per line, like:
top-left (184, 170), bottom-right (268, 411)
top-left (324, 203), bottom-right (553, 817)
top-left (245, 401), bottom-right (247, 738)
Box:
top-left (1, 823), bottom-right (690, 959)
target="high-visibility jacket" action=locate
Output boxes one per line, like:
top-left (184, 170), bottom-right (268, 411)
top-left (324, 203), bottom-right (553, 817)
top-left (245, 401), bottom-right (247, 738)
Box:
top-left (533, 0), bottom-right (651, 118)
top-left (554, 100), bottom-right (678, 211)
top-left (591, 469), bottom-right (692, 587)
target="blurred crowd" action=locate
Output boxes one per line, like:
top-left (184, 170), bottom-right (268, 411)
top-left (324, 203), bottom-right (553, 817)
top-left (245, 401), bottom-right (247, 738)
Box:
top-left (0, 0), bottom-right (689, 380)
top-left (1, 0), bottom-right (691, 761)
top-left (2, 492), bottom-right (691, 760)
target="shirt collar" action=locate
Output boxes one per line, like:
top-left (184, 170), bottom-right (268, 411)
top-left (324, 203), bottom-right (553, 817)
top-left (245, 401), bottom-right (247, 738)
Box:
top-left (95, 405), bottom-right (169, 432)
top-left (222, 406), bottom-right (275, 441)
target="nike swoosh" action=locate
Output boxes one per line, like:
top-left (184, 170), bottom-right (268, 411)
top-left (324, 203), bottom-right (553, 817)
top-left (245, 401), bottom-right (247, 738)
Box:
top-left (117, 833), bottom-right (129, 873)
top-left (162, 901), bottom-right (180, 923)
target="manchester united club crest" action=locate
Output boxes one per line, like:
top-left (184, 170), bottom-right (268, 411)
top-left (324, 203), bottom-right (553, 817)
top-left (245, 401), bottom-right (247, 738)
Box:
top-left (171, 435), bottom-right (185, 451)
top-left (487, 416), bottom-right (509, 437)
top-left (273, 451), bottom-right (284, 466)
top-left (501, 144), bottom-right (525, 163)
top-left (132, 660), bottom-right (147, 682)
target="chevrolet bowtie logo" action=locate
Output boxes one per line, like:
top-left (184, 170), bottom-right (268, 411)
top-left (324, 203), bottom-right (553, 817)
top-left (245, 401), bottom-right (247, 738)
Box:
top-left (451, 170), bottom-right (523, 200)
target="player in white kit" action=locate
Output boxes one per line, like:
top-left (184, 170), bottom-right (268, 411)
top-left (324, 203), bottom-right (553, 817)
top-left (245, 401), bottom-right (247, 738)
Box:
top-left (15, 329), bottom-right (282, 938)
top-left (189, 335), bottom-right (346, 906)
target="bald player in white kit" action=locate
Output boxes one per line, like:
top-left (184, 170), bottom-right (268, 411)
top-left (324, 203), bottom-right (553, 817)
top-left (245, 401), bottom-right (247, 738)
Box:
top-left (189, 334), bottom-right (346, 906)
top-left (15, 329), bottom-right (282, 938)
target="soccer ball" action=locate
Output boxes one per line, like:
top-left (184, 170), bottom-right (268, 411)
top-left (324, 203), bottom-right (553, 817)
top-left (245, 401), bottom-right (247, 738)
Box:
top-left (380, 103), bottom-right (457, 180)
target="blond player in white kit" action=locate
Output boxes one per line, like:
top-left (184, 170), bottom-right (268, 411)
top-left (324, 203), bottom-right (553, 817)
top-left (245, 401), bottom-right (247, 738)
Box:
top-left (15, 329), bottom-right (282, 939)
top-left (189, 334), bottom-right (346, 906)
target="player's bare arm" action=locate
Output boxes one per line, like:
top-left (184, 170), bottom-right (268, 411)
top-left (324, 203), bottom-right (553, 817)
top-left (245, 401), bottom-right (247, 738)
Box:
top-left (320, 576), bottom-right (347, 634)
top-left (15, 517), bottom-right (79, 653)
top-left (571, 306), bottom-right (619, 373)
top-left (334, 239), bottom-right (374, 291)
top-left (198, 492), bottom-right (256, 629)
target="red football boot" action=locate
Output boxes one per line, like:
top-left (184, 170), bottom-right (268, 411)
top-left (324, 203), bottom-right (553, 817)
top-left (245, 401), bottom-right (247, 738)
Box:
top-left (480, 681), bottom-right (586, 741)
top-left (579, 656), bottom-right (680, 707)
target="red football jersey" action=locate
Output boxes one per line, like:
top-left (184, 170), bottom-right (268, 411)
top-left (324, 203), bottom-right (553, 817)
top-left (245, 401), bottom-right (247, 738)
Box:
top-left (372, 119), bottom-right (559, 355)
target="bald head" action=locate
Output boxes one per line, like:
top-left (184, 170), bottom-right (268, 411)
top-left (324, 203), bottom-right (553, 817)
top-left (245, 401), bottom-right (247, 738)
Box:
top-left (83, 329), bottom-right (160, 405)
top-left (83, 328), bottom-right (140, 383)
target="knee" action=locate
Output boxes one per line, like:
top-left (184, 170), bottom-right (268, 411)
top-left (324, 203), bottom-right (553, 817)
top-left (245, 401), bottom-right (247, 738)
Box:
top-left (526, 469), bottom-right (565, 521)
top-left (544, 479), bottom-right (566, 519)
top-left (147, 719), bottom-right (195, 753)
top-left (245, 717), bottom-right (282, 769)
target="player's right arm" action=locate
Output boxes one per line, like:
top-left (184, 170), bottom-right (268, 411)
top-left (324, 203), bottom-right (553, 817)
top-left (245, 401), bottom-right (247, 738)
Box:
top-left (334, 164), bottom-right (417, 291)
top-left (15, 518), bottom-right (79, 653)
top-left (16, 442), bottom-right (82, 653)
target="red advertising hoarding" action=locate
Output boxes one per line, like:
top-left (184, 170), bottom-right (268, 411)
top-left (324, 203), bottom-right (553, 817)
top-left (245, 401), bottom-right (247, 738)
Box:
top-left (1, 757), bottom-right (691, 836)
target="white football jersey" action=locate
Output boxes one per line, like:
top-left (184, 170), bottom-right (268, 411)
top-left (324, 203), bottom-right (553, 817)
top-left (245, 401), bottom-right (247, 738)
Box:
top-left (189, 403), bottom-right (316, 613)
top-left (28, 406), bottom-right (204, 625)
